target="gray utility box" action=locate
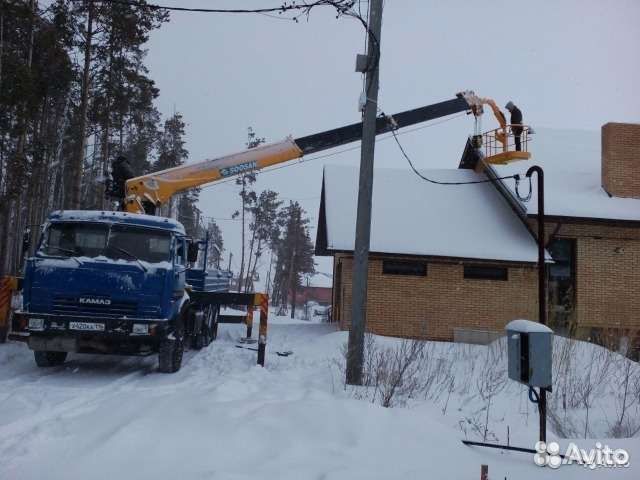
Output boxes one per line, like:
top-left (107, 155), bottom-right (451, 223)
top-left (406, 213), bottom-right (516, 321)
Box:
top-left (505, 319), bottom-right (553, 389)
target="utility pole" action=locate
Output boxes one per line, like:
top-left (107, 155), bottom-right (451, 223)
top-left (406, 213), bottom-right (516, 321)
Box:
top-left (346, 0), bottom-right (383, 385)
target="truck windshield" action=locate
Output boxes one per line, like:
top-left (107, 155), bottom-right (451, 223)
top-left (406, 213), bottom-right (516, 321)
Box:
top-left (42, 223), bottom-right (171, 264)
top-left (107, 225), bottom-right (171, 263)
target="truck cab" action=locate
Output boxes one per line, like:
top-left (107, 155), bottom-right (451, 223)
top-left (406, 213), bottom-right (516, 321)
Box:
top-left (13, 210), bottom-right (227, 372)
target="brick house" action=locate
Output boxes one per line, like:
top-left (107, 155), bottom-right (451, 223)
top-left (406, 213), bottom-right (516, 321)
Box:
top-left (290, 272), bottom-right (333, 307)
top-left (489, 123), bottom-right (640, 345)
top-left (315, 166), bottom-right (543, 341)
top-left (315, 122), bottom-right (640, 347)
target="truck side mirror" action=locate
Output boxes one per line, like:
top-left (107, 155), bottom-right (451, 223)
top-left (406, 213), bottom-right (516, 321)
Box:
top-left (187, 242), bottom-right (199, 263)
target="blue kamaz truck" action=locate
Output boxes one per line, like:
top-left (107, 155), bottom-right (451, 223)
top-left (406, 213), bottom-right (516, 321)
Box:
top-left (1, 92), bottom-right (506, 372)
top-left (11, 210), bottom-right (231, 373)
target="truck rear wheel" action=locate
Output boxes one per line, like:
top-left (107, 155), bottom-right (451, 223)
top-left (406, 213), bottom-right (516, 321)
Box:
top-left (193, 305), bottom-right (218, 349)
top-left (192, 331), bottom-right (206, 350)
top-left (158, 339), bottom-right (183, 373)
top-left (34, 351), bottom-right (68, 367)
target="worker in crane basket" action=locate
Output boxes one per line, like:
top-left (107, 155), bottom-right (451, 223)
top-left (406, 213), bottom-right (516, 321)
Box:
top-left (505, 101), bottom-right (523, 151)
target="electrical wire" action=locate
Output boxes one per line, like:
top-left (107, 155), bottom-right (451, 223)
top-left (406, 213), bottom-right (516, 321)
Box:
top-left (89, 0), bottom-right (382, 169)
top-left (91, 0), bottom-right (353, 15)
top-left (92, 0), bottom-right (381, 75)
top-left (198, 112), bottom-right (470, 192)
top-left (387, 116), bottom-right (523, 186)
top-left (515, 175), bottom-right (533, 202)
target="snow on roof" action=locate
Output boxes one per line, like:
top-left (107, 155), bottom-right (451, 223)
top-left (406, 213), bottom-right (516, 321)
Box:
top-left (48, 210), bottom-right (186, 234)
top-left (493, 166), bottom-right (640, 222)
top-left (321, 165), bottom-right (541, 263)
top-left (492, 128), bottom-right (640, 222)
top-left (304, 272), bottom-right (333, 288)
top-left (505, 319), bottom-right (553, 334)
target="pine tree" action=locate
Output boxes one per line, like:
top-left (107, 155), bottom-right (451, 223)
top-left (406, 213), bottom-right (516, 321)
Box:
top-left (66, 0), bottom-right (168, 208)
top-left (271, 202), bottom-right (315, 317)
top-left (0, 1), bottom-right (171, 275)
top-left (243, 189), bottom-right (282, 292)
top-left (205, 219), bottom-right (224, 269)
top-left (0, 1), bottom-right (74, 274)
top-left (233, 126), bottom-right (264, 291)
top-left (155, 112), bottom-right (191, 220)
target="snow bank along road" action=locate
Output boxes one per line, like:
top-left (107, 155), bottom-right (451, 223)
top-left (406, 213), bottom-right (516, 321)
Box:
top-left (0, 318), bottom-right (638, 480)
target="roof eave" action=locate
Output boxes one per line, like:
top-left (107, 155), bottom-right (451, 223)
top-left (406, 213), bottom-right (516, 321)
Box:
top-left (326, 249), bottom-right (540, 267)
top-left (527, 214), bottom-right (640, 228)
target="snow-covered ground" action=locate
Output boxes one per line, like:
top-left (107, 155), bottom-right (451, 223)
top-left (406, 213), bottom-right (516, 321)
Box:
top-left (0, 318), bottom-right (638, 479)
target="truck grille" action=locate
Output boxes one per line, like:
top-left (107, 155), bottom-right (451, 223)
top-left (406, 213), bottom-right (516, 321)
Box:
top-left (52, 296), bottom-right (138, 318)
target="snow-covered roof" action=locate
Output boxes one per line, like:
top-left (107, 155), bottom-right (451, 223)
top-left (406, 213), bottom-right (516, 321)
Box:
top-left (491, 128), bottom-right (640, 222)
top-left (48, 210), bottom-right (186, 234)
top-left (492, 166), bottom-right (640, 222)
top-left (319, 165), bottom-right (542, 263)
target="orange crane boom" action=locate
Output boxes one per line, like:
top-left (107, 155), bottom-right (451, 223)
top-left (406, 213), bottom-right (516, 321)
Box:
top-left (123, 90), bottom-right (514, 214)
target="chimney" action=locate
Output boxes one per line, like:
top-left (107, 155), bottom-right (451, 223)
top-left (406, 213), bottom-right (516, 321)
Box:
top-left (602, 122), bottom-right (640, 199)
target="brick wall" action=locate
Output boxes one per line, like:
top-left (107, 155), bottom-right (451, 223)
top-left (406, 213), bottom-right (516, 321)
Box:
top-left (532, 220), bottom-right (640, 333)
top-left (602, 122), bottom-right (640, 199)
top-left (331, 220), bottom-right (640, 341)
top-left (332, 254), bottom-right (538, 341)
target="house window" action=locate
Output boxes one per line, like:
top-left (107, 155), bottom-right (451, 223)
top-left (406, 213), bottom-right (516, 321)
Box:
top-left (547, 238), bottom-right (576, 334)
top-left (382, 260), bottom-right (427, 276)
top-left (463, 265), bottom-right (508, 281)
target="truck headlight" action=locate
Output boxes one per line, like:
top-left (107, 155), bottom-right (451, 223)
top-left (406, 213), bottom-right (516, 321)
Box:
top-left (132, 323), bottom-right (149, 335)
top-left (28, 318), bottom-right (45, 330)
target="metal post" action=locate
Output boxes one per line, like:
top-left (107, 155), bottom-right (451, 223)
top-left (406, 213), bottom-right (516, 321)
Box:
top-left (480, 464), bottom-right (488, 480)
top-left (246, 306), bottom-right (254, 339)
top-left (526, 165), bottom-right (547, 442)
top-left (257, 294), bottom-right (268, 367)
top-left (0, 276), bottom-right (18, 343)
top-left (202, 229), bottom-right (209, 271)
top-left (346, 0), bottom-right (384, 385)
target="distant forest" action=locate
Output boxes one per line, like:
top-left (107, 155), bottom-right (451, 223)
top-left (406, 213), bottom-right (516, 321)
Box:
top-left (0, 1), bottom-right (202, 272)
top-left (0, 1), bottom-right (315, 307)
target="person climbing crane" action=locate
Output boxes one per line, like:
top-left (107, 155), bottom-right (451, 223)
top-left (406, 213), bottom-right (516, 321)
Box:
top-left (108, 155), bottom-right (135, 209)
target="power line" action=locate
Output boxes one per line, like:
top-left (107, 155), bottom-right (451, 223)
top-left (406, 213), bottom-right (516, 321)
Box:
top-left (197, 111), bottom-right (469, 192)
top-left (388, 119), bottom-right (523, 186)
top-left (92, 0), bottom-right (355, 15)
top-left (93, 0), bottom-right (381, 75)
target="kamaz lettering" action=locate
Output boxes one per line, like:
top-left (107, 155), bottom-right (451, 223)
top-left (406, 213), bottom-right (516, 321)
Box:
top-left (79, 297), bottom-right (111, 306)
top-left (220, 161), bottom-right (257, 177)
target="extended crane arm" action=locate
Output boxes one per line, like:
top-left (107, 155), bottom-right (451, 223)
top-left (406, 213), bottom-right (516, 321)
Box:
top-left (125, 91), bottom-right (486, 214)
top-left (477, 97), bottom-right (507, 130)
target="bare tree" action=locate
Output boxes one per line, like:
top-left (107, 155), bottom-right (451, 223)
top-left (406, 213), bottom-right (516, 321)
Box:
top-left (608, 340), bottom-right (640, 438)
top-left (476, 345), bottom-right (507, 441)
top-left (337, 334), bottom-right (432, 408)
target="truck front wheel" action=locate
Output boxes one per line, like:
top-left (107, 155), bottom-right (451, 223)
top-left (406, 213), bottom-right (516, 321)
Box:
top-left (158, 338), bottom-right (183, 373)
top-left (34, 351), bottom-right (68, 367)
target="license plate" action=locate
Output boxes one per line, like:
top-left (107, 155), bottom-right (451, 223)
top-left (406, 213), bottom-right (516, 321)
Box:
top-left (69, 321), bottom-right (105, 332)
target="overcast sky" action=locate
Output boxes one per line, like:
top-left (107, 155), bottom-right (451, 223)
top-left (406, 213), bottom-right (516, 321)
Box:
top-left (141, 0), bottom-right (639, 278)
